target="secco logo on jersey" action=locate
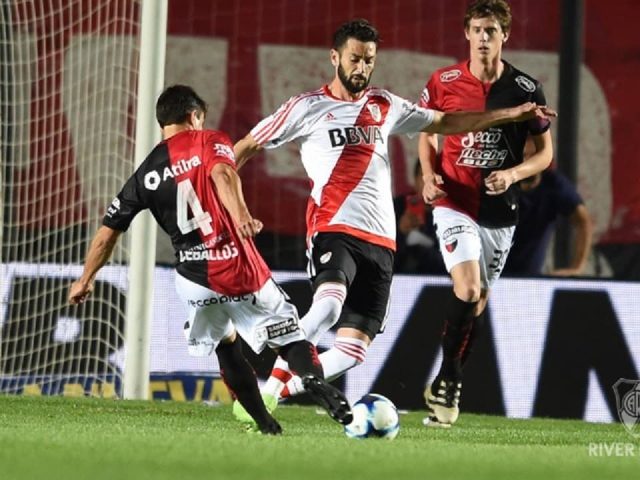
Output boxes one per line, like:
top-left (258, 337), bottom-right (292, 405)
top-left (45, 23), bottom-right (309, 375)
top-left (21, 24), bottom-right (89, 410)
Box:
top-left (144, 155), bottom-right (202, 190)
top-left (440, 69), bottom-right (462, 82)
top-left (515, 75), bottom-right (536, 93)
top-left (457, 130), bottom-right (508, 168)
top-left (179, 242), bottom-right (239, 262)
top-left (461, 131), bottom-right (503, 147)
top-left (328, 126), bottom-right (383, 147)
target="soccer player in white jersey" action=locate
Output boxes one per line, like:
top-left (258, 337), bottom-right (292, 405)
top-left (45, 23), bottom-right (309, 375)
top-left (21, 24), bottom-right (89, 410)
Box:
top-left (232, 18), bottom-right (555, 419)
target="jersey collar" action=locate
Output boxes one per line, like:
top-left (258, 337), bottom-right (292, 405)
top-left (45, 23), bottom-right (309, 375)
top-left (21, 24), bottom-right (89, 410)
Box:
top-left (322, 84), bottom-right (370, 103)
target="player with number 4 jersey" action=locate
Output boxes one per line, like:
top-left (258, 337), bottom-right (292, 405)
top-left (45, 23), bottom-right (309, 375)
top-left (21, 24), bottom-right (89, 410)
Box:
top-left (104, 120), bottom-right (270, 296)
top-left (68, 85), bottom-right (354, 434)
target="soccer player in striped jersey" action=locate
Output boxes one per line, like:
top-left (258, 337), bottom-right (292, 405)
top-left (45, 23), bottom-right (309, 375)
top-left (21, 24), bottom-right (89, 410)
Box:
top-left (232, 18), bottom-right (555, 420)
top-left (418, 0), bottom-right (555, 427)
top-left (68, 85), bottom-right (354, 433)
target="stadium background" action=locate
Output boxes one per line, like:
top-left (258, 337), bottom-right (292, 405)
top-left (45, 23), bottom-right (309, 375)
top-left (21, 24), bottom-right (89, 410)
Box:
top-left (1, 0), bottom-right (639, 423)
top-left (166, 0), bottom-right (639, 274)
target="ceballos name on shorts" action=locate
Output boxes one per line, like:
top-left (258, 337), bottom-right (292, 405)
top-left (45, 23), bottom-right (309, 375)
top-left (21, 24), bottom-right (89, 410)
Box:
top-left (188, 294), bottom-right (253, 307)
top-left (179, 242), bottom-right (239, 262)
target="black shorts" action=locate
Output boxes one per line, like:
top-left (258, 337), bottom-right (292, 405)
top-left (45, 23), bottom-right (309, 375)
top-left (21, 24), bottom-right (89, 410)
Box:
top-left (308, 232), bottom-right (394, 339)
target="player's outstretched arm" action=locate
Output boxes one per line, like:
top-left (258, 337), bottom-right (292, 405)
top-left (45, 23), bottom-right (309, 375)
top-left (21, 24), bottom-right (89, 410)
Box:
top-left (210, 163), bottom-right (263, 239)
top-left (424, 103), bottom-right (557, 135)
top-left (233, 134), bottom-right (263, 170)
top-left (68, 225), bottom-right (122, 304)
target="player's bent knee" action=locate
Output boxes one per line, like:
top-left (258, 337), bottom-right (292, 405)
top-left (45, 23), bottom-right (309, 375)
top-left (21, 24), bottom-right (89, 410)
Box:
top-left (314, 269), bottom-right (348, 288)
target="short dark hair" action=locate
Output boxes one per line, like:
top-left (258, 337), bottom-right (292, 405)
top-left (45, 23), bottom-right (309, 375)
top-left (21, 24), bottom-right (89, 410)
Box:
top-left (332, 18), bottom-right (380, 51)
top-left (464, 0), bottom-right (512, 34)
top-left (155, 85), bottom-right (207, 128)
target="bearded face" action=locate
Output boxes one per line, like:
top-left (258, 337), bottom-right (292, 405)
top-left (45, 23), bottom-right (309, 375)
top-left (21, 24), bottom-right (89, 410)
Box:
top-left (334, 38), bottom-right (377, 95)
top-left (337, 62), bottom-right (370, 94)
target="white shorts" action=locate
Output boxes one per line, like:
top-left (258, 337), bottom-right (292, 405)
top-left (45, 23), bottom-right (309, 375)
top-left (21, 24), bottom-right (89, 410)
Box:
top-left (175, 274), bottom-right (305, 356)
top-left (433, 206), bottom-right (514, 288)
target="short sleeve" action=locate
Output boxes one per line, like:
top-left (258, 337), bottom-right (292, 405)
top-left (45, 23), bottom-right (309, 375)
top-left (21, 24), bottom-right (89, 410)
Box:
top-left (389, 93), bottom-right (435, 136)
top-left (418, 75), bottom-right (442, 111)
top-left (250, 95), bottom-right (310, 149)
top-left (204, 131), bottom-right (236, 173)
top-left (102, 173), bottom-right (146, 232)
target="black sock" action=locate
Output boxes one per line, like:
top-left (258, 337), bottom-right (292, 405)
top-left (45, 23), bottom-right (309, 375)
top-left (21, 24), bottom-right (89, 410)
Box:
top-left (461, 311), bottom-right (486, 367)
top-left (215, 338), bottom-right (272, 427)
top-left (438, 293), bottom-right (478, 382)
top-left (279, 340), bottom-right (324, 378)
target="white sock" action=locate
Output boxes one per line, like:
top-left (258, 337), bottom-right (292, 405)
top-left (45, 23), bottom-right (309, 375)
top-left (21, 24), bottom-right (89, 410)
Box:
top-left (323, 337), bottom-right (368, 381)
top-left (300, 282), bottom-right (346, 344)
top-left (262, 356), bottom-right (291, 398)
top-left (283, 336), bottom-right (369, 398)
top-left (283, 375), bottom-right (305, 397)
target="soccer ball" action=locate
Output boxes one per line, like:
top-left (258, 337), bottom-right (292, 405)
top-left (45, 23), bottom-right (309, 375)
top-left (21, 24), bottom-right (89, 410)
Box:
top-left (344, 393), bottom-right (400, 439)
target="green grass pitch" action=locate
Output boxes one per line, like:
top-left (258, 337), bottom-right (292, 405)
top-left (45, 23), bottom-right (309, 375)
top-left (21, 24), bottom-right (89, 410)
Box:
top-left (0, 395), bottom-right (636, 480)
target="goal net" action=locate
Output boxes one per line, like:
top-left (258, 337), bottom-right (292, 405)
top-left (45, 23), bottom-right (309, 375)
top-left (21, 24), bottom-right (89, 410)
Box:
top-left (0, 0), bottom-right (142, 396)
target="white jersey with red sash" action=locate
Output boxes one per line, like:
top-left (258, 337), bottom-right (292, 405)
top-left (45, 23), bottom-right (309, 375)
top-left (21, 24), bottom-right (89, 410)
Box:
top-left (251, 85), bottom-right (434, 251)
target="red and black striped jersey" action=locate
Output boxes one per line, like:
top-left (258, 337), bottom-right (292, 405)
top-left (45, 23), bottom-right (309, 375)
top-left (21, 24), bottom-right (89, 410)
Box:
top-left (103, 129), bottom-right (270, 295)
top-left (420, 60), bottom-right (551, 227)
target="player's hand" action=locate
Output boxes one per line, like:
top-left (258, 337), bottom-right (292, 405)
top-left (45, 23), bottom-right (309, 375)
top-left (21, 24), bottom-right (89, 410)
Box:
top-left (237, 218), bottom-right (263, 239)
top-left (422, 174), bottom-right (447, 204)
top-left (485, 169), bottom-right (517, 196)
top-left (68, 279), bottom-right (94, 305)
top-left (536, 105), bottom-right (557, 118)
top-left (512, 102), bottom-right (557, 122)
